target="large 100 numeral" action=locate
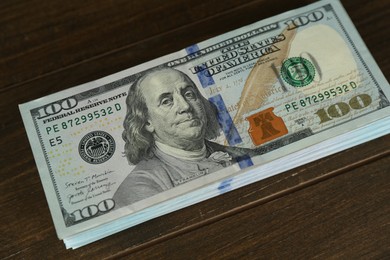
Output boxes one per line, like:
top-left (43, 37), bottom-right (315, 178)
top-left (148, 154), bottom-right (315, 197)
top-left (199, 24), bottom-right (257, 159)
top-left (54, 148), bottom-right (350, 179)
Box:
top-left (284, 11), bottom-right (324, 30)
top-left (315, 94), bottom-right (372, 124)
top-left (71, 199), bottom-right (115, 222)
top-left (37, 97), bottom-right (78, 119)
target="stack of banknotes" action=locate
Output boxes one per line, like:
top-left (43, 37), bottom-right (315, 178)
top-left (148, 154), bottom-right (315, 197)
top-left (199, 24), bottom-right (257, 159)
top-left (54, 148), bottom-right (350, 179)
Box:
top-left (19, 0), bottom-right (390, 249)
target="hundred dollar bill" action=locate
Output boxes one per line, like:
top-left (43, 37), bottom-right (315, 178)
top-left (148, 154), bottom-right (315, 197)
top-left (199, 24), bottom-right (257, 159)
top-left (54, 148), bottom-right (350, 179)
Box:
top-left (19, 0), bottom-right (390, 248)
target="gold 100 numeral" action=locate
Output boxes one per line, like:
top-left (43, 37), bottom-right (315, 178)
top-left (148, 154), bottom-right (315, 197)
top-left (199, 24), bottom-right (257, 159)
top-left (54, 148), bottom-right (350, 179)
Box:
top-left (315, 94), bottom-right (372, 124)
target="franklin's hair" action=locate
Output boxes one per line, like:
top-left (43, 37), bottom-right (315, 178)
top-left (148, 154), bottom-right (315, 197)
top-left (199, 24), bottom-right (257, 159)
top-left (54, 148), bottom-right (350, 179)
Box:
top-left (122, 67), bottom-right (221, 165)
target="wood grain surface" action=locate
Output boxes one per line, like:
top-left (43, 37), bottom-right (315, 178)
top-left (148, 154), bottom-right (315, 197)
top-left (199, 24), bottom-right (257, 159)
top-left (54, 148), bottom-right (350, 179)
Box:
top-left (1, 0), bottom-right (389, 259)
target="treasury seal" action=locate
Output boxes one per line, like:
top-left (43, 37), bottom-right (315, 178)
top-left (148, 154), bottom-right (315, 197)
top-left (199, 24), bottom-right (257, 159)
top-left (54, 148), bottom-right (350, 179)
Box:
top-left (281, 57), bottom-right (315, 87)
top-left (79, 131), bottom-right (115, 164)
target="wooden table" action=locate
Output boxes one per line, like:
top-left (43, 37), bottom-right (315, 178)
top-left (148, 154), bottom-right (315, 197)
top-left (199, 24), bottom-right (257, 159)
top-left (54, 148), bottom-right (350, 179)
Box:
top-left (1, 0), bottom-right (389, 258)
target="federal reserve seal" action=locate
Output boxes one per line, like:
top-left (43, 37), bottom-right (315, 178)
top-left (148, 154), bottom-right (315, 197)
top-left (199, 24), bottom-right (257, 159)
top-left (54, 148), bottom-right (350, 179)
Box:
top-left (79, 131), bottom-right (115, 164)
top-left (281, 57), bottom-right (315, 87)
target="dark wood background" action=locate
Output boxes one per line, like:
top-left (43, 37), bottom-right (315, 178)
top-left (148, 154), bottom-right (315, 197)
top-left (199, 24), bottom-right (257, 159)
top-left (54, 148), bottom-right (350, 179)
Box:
top-left (1, 0), bottom-right (389, 259)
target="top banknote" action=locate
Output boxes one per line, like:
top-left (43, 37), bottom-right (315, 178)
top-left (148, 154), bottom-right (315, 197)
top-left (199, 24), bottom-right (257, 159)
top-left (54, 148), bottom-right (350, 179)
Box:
top-left (19, 0), bottom-right (390, 246)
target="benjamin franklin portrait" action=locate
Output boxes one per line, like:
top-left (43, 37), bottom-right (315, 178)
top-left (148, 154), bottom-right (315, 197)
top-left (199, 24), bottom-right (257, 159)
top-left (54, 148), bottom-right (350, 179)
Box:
top-left (113, 67), bottom-right (251, 207)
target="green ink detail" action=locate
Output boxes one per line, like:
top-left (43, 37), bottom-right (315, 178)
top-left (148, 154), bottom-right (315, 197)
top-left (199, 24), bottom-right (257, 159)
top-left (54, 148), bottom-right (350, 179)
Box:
top-left (281, 57), bottom-right (315, 87)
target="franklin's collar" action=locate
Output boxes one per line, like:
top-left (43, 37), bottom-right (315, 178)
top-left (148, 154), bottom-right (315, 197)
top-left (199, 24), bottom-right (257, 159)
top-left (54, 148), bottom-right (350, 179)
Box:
top-left (154, 141), bottom-right (207, 161)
